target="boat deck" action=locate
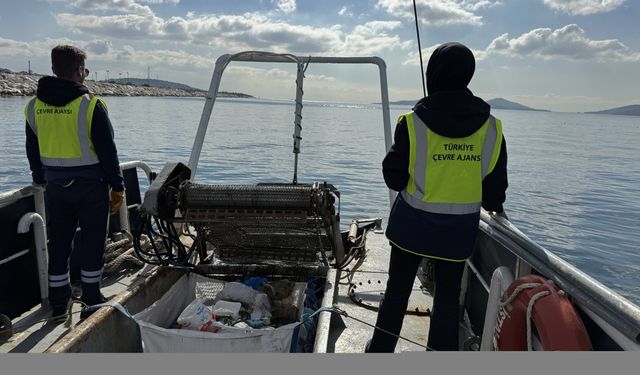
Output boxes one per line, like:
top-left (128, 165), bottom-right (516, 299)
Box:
top-left (328, 231), bottom-right (432, 352)
top-left (1, 231), bottom-right (437, 353)
top-left (0, 269), bottom-right (148, 353)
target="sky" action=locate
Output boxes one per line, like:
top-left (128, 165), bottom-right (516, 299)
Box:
top-left (1, 0), bottom-right (639, 112)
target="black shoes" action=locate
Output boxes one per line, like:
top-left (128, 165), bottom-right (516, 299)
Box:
top-left (50, 294), bottom-right (109, 322)
top-left (80, 294), bottom-right (108, 320)
top-left (50, 302), bottom-right (71, 324)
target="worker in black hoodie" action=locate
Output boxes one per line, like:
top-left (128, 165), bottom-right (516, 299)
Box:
top-left (366, 42), bottom-right (508, 352)
top-left (24, 45), bottom-right (125, 322)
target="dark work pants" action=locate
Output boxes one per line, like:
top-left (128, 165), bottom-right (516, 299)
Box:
top-left (367, 245), bottom-right (466, 352)
top-left (46, 178), bottom-right (110, 308)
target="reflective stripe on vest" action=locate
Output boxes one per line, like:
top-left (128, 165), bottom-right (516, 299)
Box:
top-left (25, 94), bottom-right (100, 167)
top-left (400, 112), bottom-right (502, 215)
top-left (26, 97), bottom-right (37, 135)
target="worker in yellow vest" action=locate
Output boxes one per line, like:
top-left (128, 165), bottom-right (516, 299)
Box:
top-left (24, 45), bottom-right (125, 322)
top-left (366, 42), bottom-right (508, 352)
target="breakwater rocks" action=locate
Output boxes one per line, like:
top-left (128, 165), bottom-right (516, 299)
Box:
top-left (1, 72), bottom-right (207, 97)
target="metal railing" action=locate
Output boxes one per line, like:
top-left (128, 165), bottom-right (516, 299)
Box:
top-left (0, 160), bottom-right (155, 310)
top-left (477, 211), bottom-right (640, 349)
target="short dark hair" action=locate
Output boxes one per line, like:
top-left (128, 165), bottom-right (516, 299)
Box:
top-left (51, 45), bottom-right (86, 78)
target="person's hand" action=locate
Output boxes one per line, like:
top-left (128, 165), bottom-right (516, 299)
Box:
top-left (110, 190), bottom-right (125, 214)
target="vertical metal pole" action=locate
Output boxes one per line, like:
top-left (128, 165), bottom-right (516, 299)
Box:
top-left (188, 55), bottom-right (230, 178)
top-left (292, 61), bottom-right (304, 184)
top-left (376, 59), bottom-right (397, 208)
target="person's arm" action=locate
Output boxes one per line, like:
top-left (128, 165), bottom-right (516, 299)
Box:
top-left (91, 101), bottom-right (124, 192)
top-left (382, 117), bottom-right (410, 192)
top-left (482, 135), bottom-right (508, 214)
top-left (25, 122), bottom-right (46, 185)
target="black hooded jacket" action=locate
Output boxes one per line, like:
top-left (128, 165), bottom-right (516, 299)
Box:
top-left (383, 42), bottom-right (508, 260)
top-left (26, 76), bottom-right (124, 192)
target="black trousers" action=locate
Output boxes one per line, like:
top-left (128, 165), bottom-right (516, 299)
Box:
top-left (367, 245), bottom-right (466, 352)
top-left (46, 178), bottom-right (110, 308)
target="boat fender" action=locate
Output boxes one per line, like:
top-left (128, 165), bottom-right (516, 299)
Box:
top-left (493, 274), bottom-right (592, 351)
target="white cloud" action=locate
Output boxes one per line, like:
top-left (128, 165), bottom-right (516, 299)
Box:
top-left (55, 12), bottom-right (410, 56)
top-left (340, 21), bottom-right (412, 55)
top-left (85, 39), bottom-right (114, 55)
top-left (403, 44), bottom-right (487, 66)
top-left (377, 0), bottom-right (501, 27)
top-left (139, 0), bottom-right (180, 4)
top-left (271, 0), bottom-right (296, 14)
top-left (0, 35), bottom-right (211, 70)
top-left (226, 65), bottom-right (335, 83)
top-left (0, 37), bottom-right (45, 57)
top-left (56, 13), bottom-right (167, 39)
top-left (114, 45), bottom-right (212, 68)
top-left (70, 0), bottom-right (155, 16)
top-left (0, 36), bottom-right (91, 59)
top-left (401, 24), bottom-right (640, 67)
top-left (486, 24), bottom-right (640, 62)
top-left (542, 0), bottom-right (626, 16)
top-left (338, 6), bottom-right (353, 17)
top-left (461, 0), bottom-right (502, 11)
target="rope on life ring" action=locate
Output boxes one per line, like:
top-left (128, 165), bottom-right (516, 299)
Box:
top-left (494, 274), bottom-right (592, 351)
top-left (525, 290), bottom-right (549, 350)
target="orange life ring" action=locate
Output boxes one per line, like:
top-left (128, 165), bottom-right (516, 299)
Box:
top-left (494, 274), bottom-right (592, 351)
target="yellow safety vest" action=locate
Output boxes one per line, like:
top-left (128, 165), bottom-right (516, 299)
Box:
top-left (400, 112), bottom-right (503, 215)
top-left (24, 94), bottom-right (105, 167)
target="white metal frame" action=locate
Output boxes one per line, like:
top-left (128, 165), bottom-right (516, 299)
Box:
top-left (187, 51), bottom-right (396, 208)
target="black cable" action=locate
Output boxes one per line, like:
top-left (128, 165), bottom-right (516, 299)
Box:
top-left (347, 283), bottom-right (431, 317)
top-left (413, 0), bottom-right (427, 97)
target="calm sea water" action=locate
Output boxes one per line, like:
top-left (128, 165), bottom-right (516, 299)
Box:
top-left (1, 96), bottom-right (639, 305)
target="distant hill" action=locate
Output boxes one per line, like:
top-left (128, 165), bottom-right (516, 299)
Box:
top-left (383, 97), bottom-right (548, 111)
top-left (109, 78), bottom-right (254, 98)
top-left (111, 78), bottom-right (199, 91)
top-left (389, 100), bottom-right (417, 106)
top-left (586, 105), bottom-right (640, 116)
top-left (1, 69), bottom-right (255, 98)
top-left (99, 78), bottom-right (253, 98)
top-left (487, 98), bottom-right (548, 112)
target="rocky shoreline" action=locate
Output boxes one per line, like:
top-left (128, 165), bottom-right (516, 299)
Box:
top-left (1, 72), bottom-right (215, 98)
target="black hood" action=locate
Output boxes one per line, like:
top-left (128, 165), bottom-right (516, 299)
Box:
top-left (414, 42), bottom-right (489, 138)
top-left (36, 76), bottom-right (89, 106)
top-left (426, 42), bottom-right (475, 95)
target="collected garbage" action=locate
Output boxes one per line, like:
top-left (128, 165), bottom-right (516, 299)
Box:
top-left (133, 273), bottom-right (322, 352)
top-left (175, 277), bottom-right (304, 332)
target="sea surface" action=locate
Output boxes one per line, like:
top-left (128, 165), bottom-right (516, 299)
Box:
top-left (1, 96), bottom-right (639, 305)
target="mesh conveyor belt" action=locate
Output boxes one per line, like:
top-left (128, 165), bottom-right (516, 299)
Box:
top-left (182, 183), bottom-right (314, 209)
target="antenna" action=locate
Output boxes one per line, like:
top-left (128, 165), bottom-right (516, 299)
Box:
top-left (413, 0), bottom-right (427, 97)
